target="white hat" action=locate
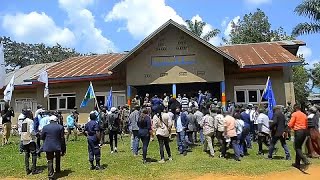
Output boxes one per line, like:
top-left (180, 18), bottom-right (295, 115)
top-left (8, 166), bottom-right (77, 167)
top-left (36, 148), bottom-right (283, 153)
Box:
top-left (49, 115), bottom-right (58, 121)
top-left (110, 107), bottom-right (117, 112)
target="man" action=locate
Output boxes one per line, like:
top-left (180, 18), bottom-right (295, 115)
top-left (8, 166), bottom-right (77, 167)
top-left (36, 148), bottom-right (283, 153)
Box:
top-left (121, 105), bottom-right (130, 134)
top-left (189, 98), bottom-right (199, 109)
top-left (240, 107), bottom-right (252, 150)
top-left (85, 113), bottom-right (103, 170)
top-left (268, 106), bottom-right (291, 160)
top-left (187, 108), bottom-right (197, 145)
top-left (20, 109), bottom-right (41, 175)
top-left (194, 107), bottom-right (204, 144)
top-left (176, 94), bottom-right (182, 104)
top-left (201, 108), bottom-right (217, 157)
top-left (1, 103), bottom-right (14, 145)
top-left (215, 109), bottom-right (225, 147)
top-left (234, 112), bottom-right (244, 157)
top-left (131, 95), bottom-right (141, 108)
top-left (41, 115), bottom-right (66, 180)
top-left (175, 108), bottom-right (188, 156)
top-left (227, 102), bottom-right (235, 116)
top-left (18, 109), bottom-right (26, 154)
top-left (169, 95), bottom-right (180, 114)
top-left (99, 107), bottom-right (108, 145)
top-left (222, 112), bottom-right (240, 161)
top-left (163, 93), bottom-right (169, 111)
top-left (257, 108), bottom-right (270, 155)
top-left (288, 104), bottom-right (310, 171)
top-left (151, 95), bottom-right (162, 116)
top-left (181, 94), bottom-right (189, 111)
top-left (66, 111), bottom-right (78, 141)
top-left (129, 105), bottom-right (140, 156)
top-left (251, 105), bottom-right (259, 142)
top-left (108, 107), bottom-right (120, 153)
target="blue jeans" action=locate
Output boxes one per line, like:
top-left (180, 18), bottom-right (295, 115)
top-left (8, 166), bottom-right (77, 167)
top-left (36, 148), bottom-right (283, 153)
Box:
top-left (87, 137), bottom-right (101, 163)
top-left (132, 130), bottom-right (139, 155)
top-left (268, 136), bottom-right (290, 159)
top-left (237, 134), bottom-right (243, 155)
top-left (140, 135), bottom-right (150, 160)
top-left (199, 128), bottom-right (205, 144)
top-left (177, 131), bottom-right (187, 154)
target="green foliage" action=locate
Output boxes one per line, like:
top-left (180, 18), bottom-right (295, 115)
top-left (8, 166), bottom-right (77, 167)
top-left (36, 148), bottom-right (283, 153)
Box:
top-left (227, 9), bottom-right (295, 44)
top-left (310, 62), bottom-right (320, 89)
top-left (0, 36), bottom-right (81, 71)
top-left (185, 20), bottom-right (220, 42)
top-left (292, 0), bottom-right (320, 36)
top-left (1, 136), bottom-right (320, 180)
top-left (292, 59), bottom-right (310, 104)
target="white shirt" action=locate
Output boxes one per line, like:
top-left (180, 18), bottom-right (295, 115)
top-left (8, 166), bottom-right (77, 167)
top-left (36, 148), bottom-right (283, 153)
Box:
top-left (176, 116), bottom-right (183, 133)
top-left (257, 113), bottom-right (270, 134)
top-left (235, 119), bottom-right (244, 135)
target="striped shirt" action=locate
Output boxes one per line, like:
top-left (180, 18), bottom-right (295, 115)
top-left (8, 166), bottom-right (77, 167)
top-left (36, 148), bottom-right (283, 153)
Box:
top-left (181, 97), bottom-right (189, 109)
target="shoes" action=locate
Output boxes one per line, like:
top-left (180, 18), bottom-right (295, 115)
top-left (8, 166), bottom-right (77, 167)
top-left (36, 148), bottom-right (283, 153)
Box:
top-left (158, 159), bottom-right (165, 163)
top-left (235, 158), bottom-right (241, 162)
top-left (143, 160), bottom-right (147, 164)
top-left (183, 151), bottom-right (187, 156)
top-left (286, 156), bottom-right (291, 160)
top-left (301, 162), bottom-right (311, 171)
top-left (26, 169), bottom-right (32, 175)
top-left (219, 154), bottom-right (225, 158)
top-left (257, 152), bottom-right (264, 155)
top-left (168, 157), bottom-right (173, 161)
top-left (114, 147), bottom-right (118, 153)
top-left (90, 166), bottom-right (95, 170)
top-left (292, 163), bottom-right (300, 169)
top-left (31, 169), bottom-right (42, 175)
top-left (111, 151), bottom-right (114, 154)
top-left (209, 154), bottom-right (214, 158)
top-left (95, 166), bottom-right (105, 170)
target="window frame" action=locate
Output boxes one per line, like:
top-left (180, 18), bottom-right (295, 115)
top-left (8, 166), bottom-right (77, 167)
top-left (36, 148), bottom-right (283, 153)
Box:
top-left (234, 85), bottom-right (267, 104)
top-left (48, 93), bottom-right (76, 111)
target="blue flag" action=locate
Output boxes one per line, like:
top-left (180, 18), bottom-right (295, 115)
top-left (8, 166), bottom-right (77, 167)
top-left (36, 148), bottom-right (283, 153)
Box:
top-left (262, 77), bottom-right (276, 119)
top-left (106, 87), bottom-right (112, 111)
top-left (80, 82), bottom-right (96, 108)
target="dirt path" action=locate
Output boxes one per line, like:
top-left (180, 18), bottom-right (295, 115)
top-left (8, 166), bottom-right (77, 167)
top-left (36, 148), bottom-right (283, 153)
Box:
top-left (192, 165), bottom-right (320, 180)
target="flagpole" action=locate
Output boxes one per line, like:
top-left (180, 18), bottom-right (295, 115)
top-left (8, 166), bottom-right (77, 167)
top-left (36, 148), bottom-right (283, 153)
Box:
top-left (257, 76), bottom-right (270, 110)
top-left (90, 81), bottom-right (101, 111)
top-left (45, 64), bottom-right (50, 110)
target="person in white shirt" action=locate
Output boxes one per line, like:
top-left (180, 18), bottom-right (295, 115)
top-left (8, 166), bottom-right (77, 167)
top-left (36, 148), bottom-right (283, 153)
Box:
top-left (201, 109), bottom-right (217, 157)
top-left (234, 112), bottom-right (245, 156)
top-left (257, 108), bottom-right (270, 155)
top-left (194, 108), bottom-right (204, 144)
top-left (18, 109), bottom-right (26, 154)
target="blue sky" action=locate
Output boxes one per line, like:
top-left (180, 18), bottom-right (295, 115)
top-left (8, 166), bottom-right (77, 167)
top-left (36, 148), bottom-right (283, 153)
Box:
top-left (0, 0), bottom-right (319, 68)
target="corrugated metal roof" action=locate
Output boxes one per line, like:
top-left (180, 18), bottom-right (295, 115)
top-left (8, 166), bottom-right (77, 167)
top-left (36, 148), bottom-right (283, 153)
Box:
top-left (47, 54), bottom-right (125, 79)
top-left (219, 43), bottom-right (301, 67)
top-left (5, 62), bottom-right (58, 86)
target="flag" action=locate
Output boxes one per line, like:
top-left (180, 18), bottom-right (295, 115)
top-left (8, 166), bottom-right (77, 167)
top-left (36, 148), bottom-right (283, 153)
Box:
top-left (0, 43), bottom-right (5, 89)
top-left (262, 77), bottom-right (276, 119)
top-left (80, 82), bottom-right (96, 108)
top-left (38, 70), bottom-right (49, 97)
top-left (106, 87), bottom-right (112, 110)
top-left (3, 74), bottom-right (15, 102)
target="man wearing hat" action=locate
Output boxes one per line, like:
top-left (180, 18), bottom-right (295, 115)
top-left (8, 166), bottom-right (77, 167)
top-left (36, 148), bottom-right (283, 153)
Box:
top-left (85, 112), bottom-right (103, 170)
top-left (41, 115), bottom-right (66, 180)
top-left (108, 107), bottom-right (120, 153)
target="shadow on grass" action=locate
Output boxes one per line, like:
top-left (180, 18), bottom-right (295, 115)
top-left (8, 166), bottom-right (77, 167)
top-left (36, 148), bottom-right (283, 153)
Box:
top-left (272, 155), bottom-right (285, 160)
top-left (102, 164), bottom-right (108, 169)
top-left (146, 158), bottom-right (158, 163)
top-left (37, 165), bottom-right (48, 171)
top-left (56, 169), bottom-right (74, 179)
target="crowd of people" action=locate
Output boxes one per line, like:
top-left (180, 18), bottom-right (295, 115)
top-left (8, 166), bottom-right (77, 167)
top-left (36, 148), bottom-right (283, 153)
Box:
top-left (1, 90), bottom-right (320, 180)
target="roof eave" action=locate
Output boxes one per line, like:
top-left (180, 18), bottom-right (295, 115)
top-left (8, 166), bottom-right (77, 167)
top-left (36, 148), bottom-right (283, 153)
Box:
top-left (25, 74), bottom-right (112, 83)
top-left (241, 61), bottom-right (303, 69)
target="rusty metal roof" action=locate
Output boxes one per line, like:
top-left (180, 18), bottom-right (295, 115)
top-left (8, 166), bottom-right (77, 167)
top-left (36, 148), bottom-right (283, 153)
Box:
top-left (47, 53), bottom-right (125, 79)
top-left (219, 42), bottom-right (302, 68)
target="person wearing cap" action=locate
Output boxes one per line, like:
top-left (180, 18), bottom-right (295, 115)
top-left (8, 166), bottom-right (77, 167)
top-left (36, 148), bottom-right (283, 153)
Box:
top-left (20, 109), bottom-right (42, 175)
top-left (108, 107), bottom-right (120, 153)
top-left (288, 104), bottom-right (310, 171)
top-left (84, 113), bottom-right (103, 170)
top-left (66, 111), bottom-right (79, 141)
top-left (41, 115), bottom-right (66, 180)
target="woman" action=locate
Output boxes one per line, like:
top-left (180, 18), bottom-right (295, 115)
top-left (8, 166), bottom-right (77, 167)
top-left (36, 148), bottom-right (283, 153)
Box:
top-left (138, 109), bottom-right (152, 164)
top-left (153, 109), bottom-right (173, 163)
top-left (306, 106), bottom-right (320, 158)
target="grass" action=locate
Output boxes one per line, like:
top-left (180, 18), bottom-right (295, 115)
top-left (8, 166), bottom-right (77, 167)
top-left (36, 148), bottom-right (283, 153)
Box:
top-left (0, 135), bottom-right (319, 180)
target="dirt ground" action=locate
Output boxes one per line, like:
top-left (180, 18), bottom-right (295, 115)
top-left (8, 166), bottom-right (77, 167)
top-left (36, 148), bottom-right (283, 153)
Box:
top-left (191, 165), bottom-right (320, 180)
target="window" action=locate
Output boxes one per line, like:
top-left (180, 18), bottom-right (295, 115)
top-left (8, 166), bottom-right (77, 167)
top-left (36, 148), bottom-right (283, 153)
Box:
top-left (234, 85), bottom-right (267, 104)
top-left (260, 90), bottom-right (267, 102)
top-left (248, 90), bottom-right (258, 103)
top-left (96, 91), bottom-right (126, 108)
top-left (49, 93), bottom-right (76, 110)
top-left (235, 91), bottom-right (245, 103)
top-left (14, 99), bottom-right (37, 113)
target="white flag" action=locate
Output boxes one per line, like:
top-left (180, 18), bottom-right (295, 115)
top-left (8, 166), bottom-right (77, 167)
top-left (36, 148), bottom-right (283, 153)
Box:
top-left (3, 74), bottom-right (15, 102)
top-left (38, 70), bottom-right (49, 97)
top-left (0, 43), bottom-right (5, 89)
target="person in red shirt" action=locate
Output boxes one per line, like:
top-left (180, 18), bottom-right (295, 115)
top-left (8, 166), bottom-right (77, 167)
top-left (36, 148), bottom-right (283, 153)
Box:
top-left (288, 104), bottom-right (310, 171)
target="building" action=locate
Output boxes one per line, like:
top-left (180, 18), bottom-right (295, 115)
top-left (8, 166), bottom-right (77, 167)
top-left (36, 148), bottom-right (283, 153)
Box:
top-left (1, 20), bottom-right (304, 123)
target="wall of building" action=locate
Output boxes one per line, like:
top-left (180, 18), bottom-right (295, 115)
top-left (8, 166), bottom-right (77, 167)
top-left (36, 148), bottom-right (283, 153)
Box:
top-left (126, 25), bottom-right (227, 86)
top-left (225, 69), bottom-right (287, 105)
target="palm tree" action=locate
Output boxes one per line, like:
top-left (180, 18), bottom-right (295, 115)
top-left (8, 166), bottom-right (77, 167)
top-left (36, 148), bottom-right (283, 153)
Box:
top-left (292, 0), bottom-right (320, 36)
top-left (185, 20), bottom-right (220, 41)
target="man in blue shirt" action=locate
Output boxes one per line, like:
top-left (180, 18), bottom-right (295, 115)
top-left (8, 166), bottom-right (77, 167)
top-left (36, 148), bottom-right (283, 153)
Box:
top-left (175, 108), bottom-right (188, 156)
top-left (240, 107), bottom-right (252, 155)
top-left (66, 111), bottom-right (78, 141)
top-left (85, 113), bottom-right (103, 170)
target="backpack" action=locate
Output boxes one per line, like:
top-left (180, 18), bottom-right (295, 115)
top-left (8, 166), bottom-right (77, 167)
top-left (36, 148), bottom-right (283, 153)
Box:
top-left (109, 113), bottom-right (119, 132)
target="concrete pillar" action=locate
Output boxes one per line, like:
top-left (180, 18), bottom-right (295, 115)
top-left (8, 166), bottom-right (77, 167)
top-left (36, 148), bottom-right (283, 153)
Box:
top-left (172, 84), bottom-right (176, 98)
top-left (127, 85), bottom-right (131, 107)
top-left (220, 81), bottom-right (226, 111)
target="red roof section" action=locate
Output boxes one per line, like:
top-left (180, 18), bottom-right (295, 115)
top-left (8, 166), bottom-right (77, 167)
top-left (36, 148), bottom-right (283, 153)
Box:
top-left (219, 43), bottom-right (301, 67)
top-left (47, 54), bottom-right (125, 79)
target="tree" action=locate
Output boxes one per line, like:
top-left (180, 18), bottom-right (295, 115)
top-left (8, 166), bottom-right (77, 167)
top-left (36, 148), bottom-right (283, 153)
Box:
top-left (310, 63), bottom-right (320, 89)
top-left (0, 36), bottom-right (81, 71)
top-left (185, 20), bottom-right (220, 41)
top-left (292, 59), bottom-right (310, 104)
top-left (227, 9), bottom-right (295, 44)
top-left (292, 0), bottom-right (320, 36)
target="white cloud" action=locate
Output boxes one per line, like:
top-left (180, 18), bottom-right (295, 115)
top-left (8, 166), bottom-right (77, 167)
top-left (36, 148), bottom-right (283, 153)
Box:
top-left (58, 0), bottom-right (115, 53)
top-left (224, 16), bottom-right (240, 38)
top-left (221, 17), bottom-right (229, 27)
top-left (244, 0), bottom-right (272, 5)
top-left (2, 12), bottom-right (75, 47)
top-left (298, 46), bottom-right (312, 59)
top-left (105, 0), bottom-right (186, 40)
top-left (190, 15), bottom-right (223, 46)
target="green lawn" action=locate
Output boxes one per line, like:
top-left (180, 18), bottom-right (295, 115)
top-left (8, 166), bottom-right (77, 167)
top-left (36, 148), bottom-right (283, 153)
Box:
top-left (1, 135), bottom-right (319, 180)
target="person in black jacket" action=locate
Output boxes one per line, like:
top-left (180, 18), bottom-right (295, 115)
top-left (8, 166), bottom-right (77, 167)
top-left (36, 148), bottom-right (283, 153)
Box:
top-left (41, 116), bottom-right (66, 180)
top-left (1, 103), bottom-right (14, 145)
top-left (268, 106), bottom-right (291, 160)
